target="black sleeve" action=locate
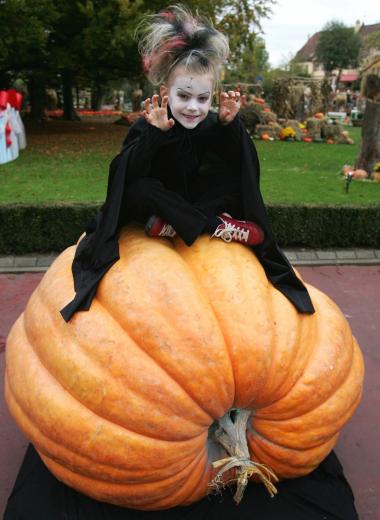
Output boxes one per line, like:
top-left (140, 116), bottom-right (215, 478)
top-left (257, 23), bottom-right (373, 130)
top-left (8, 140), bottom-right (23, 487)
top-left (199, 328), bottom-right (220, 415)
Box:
top-left (106, 118), bottom-right (171, 195)
top-left (60, 119), bottom-right (172, 322)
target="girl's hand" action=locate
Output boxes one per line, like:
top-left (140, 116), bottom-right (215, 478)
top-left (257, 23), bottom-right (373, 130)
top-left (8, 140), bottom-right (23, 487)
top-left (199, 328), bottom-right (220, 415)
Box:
top-left (218, 90), bottom-right (241, 125)
top-left (142, 94), bottom-right (175, 131)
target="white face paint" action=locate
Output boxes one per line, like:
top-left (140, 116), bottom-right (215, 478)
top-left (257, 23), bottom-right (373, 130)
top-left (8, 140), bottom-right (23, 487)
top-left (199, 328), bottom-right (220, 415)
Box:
top-left (165, 68), bottom-right (213, 129)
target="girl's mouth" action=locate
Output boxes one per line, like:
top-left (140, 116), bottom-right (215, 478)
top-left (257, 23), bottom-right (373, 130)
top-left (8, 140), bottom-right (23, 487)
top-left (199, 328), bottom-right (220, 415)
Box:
top-left (183, 114), bottom-right (199, 120)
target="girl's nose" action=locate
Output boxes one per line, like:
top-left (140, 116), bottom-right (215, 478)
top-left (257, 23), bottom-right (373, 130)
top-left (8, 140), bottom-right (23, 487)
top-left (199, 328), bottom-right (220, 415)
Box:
top-left (187, 98), bottom-right (198, 111)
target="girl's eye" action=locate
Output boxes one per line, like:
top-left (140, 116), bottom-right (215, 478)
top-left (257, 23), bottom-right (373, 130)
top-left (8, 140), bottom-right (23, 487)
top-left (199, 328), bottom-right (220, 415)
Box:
top-left (178, 93), bottom-right (189, 100)
top-left (199, 97), bottom-right (209, 103)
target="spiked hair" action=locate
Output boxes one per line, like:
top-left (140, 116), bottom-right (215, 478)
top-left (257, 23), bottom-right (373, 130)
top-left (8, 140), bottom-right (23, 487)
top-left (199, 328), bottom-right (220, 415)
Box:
top-left (136, 4), bottom-right (229, 85)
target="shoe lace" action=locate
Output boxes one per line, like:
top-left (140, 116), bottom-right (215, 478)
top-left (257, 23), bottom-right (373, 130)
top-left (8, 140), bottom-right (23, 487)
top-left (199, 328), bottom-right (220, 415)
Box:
top-left (212, 219), bottom-right (250, 243)
top-left (159, 223), bottom-right (176, 237)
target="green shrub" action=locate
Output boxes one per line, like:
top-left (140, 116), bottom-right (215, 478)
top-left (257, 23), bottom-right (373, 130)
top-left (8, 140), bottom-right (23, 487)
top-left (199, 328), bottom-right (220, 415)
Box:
top-left (0, 203), bottom-right (379, 254)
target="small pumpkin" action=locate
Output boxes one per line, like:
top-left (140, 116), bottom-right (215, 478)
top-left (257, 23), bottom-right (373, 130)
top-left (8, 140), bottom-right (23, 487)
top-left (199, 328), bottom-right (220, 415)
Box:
top-left (314, 112), bottom-right (324, 119)
top-left (303, 137), bottom-right (313, 143)
top-left (326, 138), bottom-right (335, 144)
top-left (353, 169), bottom-right (368, 179)
top-left (260, 132), bottom-right (270, 141)
top-left (5, 229), bottom-right (364, 510)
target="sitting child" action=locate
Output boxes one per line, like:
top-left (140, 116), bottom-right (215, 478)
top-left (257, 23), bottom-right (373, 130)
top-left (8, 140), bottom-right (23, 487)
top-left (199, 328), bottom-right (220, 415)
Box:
top-left (60, 5), bottom-right (314, 322)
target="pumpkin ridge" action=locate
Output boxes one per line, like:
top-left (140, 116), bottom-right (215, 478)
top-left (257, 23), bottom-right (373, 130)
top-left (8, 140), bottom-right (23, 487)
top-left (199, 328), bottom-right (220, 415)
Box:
top-left (6, 330), bottom-right (209, 450)
top-left (40, 440), bottom-right (207, 487)
top-left (6, 363), bottom-right (208, 483)
top-left (117, 448), bottom-right (209, 507)
top-left (175, 245), bottom-right (236, 395)
top-left (82, 296), bottom-right (214, 430)
top-left (247, 433), bottom-right (337, 478)
top-left (96, 292), bottom-right (218, 423)
top-left (7, 382), bottom-right (206, 485)
top-left (26, 284), bottom-right (212, 438)
top-left (22, 299), bottom-right (210, 441)
top-left (255, 290), bottom-right (350, 416)
top-left (252, 390), bottom-right (363, 451)
top-left (249, 428), bottom-right (338, 459)
top-left (251, 290), bottom-right (316, 410)
top-left (39, 445), bottom-right (209, 509)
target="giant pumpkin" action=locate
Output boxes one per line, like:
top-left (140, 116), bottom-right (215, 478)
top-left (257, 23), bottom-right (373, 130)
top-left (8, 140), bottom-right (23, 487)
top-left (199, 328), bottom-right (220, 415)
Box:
top-left (5, 227), bottom-right (364, 510)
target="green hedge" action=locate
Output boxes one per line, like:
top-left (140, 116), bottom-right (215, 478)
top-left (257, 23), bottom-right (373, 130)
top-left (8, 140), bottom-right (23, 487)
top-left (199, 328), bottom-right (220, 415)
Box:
top-left (0, 202), bottom-right (379, 254)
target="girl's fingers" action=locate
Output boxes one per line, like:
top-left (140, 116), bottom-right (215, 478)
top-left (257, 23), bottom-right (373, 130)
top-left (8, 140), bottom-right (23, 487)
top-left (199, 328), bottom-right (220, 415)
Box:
top-left (143, 98), bottom-right (151, 113)
top-left (168, 118), bottom-right (175, 128)
top-left (161, 95), bottom-right (169, 110)
top-left (152, 94), bottom-right (159, 108)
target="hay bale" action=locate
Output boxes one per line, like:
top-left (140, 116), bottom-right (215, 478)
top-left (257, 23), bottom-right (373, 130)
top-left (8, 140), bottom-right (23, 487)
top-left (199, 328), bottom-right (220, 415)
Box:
top-left (262, 110), bottom-right (278, 124)
top-left (336, 130), bottom-right (354, 145)
top-left (306, 117), bottom-right (325, 140)
top-left (256, 123), bottom-right (282, 140)
top-left (322, 122), bottom-right (342, 140)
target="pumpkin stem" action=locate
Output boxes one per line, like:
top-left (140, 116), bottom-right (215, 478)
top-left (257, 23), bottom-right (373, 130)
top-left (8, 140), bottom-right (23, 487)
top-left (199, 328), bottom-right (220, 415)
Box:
top-left (210, 408), bottom-right (278, 503)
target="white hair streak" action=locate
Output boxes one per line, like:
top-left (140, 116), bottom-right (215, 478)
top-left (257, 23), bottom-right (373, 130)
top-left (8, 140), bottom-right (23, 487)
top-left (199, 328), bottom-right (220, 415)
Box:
top-left (135, 4), bottom-right (229, 85)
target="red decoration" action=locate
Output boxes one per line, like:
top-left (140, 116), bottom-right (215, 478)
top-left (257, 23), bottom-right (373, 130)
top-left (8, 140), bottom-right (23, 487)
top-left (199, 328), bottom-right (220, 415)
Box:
top-left (0, 90), bottom-right (8, 110)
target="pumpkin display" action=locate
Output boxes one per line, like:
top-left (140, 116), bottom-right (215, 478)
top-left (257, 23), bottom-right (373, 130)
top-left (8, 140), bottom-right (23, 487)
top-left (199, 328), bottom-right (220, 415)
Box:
top-left (352, 169), bottom-right (368, 180)
top-left (5, 227), bottom-right (364, 510)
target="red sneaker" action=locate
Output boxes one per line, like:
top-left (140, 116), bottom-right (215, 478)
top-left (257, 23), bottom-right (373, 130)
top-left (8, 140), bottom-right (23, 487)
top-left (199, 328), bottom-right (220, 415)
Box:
top-left (212, 213), bottom-right (264, 245)
top-left (145, 215), bottom-right (176, 238)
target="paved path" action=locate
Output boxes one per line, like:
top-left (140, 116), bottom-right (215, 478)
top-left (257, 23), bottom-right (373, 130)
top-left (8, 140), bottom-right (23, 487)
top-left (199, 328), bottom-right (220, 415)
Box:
top-left (1, 265), bottom-right (379, 519)
top-left (1, 248), bottom-right (380, 273)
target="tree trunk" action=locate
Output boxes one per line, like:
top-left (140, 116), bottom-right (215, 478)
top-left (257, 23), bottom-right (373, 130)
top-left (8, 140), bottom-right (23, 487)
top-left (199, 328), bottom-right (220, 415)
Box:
top-left (355, 99), bottom-right (380, 174)
top-left (91, 83), bottom-right (104, 111)
top-left (27, 73), bottom-right (46, 120)
top-left (62, 69), bottom-right (80, 121)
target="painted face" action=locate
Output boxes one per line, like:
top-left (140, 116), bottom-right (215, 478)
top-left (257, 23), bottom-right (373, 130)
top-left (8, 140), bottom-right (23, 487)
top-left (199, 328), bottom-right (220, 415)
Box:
top-left (165, 68), bottom-right (213, 129)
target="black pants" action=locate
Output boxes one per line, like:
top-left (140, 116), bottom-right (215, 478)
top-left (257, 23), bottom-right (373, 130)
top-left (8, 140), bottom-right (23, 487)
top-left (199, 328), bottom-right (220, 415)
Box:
top-left (4, 445), bottom-right (358, 520)
top-left (124, 178), bottom-right (242, 246)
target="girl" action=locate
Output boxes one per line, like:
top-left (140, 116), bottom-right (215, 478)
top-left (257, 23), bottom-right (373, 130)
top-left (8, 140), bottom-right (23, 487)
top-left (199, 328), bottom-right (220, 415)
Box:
top-left (60, 4), bottom-right (314, 321)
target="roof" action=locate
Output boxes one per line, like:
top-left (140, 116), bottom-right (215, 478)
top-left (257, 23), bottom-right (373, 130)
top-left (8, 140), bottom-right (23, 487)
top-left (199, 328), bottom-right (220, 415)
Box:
top-left (294, 22), bottom-right (380, 63)
top-left (358, 23), bottom-right (380, 39)
top-left (339, 73), bottom-right (359, 82)
top-left (294, 32), bottom-right (321, 62)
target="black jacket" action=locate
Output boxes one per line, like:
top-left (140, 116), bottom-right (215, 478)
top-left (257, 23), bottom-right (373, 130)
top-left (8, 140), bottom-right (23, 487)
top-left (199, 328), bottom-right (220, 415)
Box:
top-left (60, 112), bottom-right (314, 321)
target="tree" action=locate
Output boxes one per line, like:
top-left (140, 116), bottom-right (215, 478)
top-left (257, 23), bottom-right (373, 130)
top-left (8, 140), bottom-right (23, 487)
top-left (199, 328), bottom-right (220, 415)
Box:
top-left (0, 0), bottom-right (59, 118)
top-left (355, 74), bottom-right (380, 176)
top-left (0, 0), bottom-right (275, 117)
top-left (315, 21), bottom-right (361, 79)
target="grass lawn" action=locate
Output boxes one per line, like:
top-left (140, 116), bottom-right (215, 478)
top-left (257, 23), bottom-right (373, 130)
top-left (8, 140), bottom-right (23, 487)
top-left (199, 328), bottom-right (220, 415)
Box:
top-left (1, 119), bottom-right (379, 205)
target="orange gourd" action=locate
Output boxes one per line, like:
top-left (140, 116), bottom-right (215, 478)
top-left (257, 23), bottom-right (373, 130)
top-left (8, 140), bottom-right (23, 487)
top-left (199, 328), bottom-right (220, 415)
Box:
top-left (260, 132), bottom-right (270, 141)
top-left (5, 228), bottom-right (364, 510)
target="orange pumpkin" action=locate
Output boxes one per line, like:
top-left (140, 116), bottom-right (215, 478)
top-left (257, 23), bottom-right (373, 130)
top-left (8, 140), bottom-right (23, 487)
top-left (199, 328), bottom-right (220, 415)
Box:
top-left (303, 137), bottom-right (313, 143)
top-left (353, 169), bottom-right (368, 179)
top-left (326, 138), bottom-right (334, 144)
top-left (314, 112), bottom-right (324, 119)
top-left (5, 228), bottom-right (364, 510)
top-left (260, 132), bottom-right (270, 141)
